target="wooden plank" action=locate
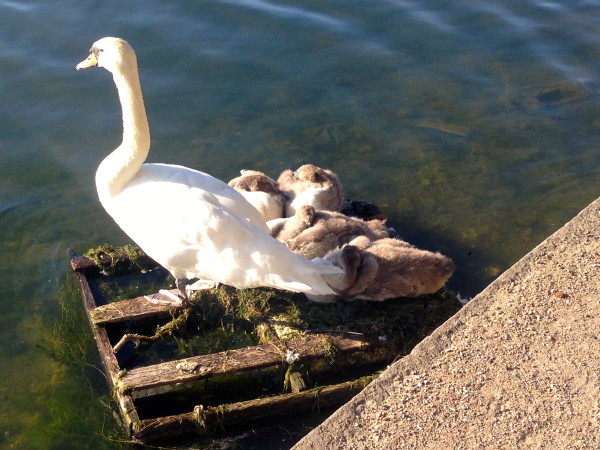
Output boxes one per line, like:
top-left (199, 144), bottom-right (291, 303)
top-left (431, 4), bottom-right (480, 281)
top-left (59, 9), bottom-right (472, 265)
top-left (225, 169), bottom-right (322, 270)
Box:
top-left (70, 254), bottom-right (97, 272)
top-left (134, 376), bottom-right (376, 441)
top-left (69, 246), bottom-right (159, 277)
top-left (68, 249), bottom-right (141, 437)
top-left (69, 250), bottom-right (123, 383)
top-left (118, 334), bottom-right (373, 394)
top-left (91, 296), bottom-right (172, 325)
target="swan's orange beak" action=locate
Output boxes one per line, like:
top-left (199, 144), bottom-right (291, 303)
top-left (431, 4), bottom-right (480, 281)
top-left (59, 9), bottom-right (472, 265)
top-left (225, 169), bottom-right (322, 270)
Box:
top-left (76, 53), bottom-right (98, 70)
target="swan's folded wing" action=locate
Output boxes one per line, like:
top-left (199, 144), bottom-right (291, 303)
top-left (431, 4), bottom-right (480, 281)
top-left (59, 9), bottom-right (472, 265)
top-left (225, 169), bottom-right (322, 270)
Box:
top-left (105, 165), bottom-right (341, 295)
top-left (145, 163), bottom-right (269, 232)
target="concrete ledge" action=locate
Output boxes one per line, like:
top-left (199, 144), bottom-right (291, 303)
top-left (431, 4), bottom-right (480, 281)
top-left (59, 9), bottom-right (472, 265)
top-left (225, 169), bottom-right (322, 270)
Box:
top-left (295, 196), bottom-right (600, 449)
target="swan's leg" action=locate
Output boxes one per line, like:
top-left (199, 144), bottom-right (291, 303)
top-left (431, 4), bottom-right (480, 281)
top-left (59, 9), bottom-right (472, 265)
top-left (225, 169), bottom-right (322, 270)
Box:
top-left (176, 278), bottom-right (189, 302)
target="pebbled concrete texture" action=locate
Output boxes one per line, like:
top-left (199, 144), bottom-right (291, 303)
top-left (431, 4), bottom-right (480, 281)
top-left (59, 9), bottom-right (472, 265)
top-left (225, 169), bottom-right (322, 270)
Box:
top-left (295, 196), bottom-right (600, 449)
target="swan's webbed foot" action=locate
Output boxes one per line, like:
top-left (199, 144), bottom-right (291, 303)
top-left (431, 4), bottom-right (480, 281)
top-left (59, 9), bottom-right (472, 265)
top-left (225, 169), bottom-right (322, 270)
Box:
top-left (144, 289), bottom-right (189, 308)
top-left (144, 278), bottom-right (218, 308)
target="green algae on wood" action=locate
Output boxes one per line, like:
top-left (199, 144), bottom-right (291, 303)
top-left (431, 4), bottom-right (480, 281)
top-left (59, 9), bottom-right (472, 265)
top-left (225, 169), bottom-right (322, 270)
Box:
top-left (83, 243), bottom-right (158, 275)
top-left (102, 282), bottom-right (462, 368)
top-left (134, 373), bottom-right (381, 441)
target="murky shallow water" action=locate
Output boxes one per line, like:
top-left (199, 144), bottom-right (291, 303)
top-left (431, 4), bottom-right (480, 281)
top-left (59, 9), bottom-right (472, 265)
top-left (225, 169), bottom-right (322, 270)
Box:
top-left (1, 0), bottom-right (599, 447)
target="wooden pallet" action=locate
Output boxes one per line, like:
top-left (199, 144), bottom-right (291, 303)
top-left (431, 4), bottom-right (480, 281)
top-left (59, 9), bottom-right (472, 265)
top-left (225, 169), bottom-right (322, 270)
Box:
top-left (68, 248), bottom-right (394, 443)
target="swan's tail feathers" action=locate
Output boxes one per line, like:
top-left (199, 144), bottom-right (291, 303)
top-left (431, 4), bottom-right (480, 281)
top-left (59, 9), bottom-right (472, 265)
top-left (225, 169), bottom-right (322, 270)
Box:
top-left (291, 259), bottom-right (344, 296)
top-left (308, 258), bottom-right (345, 297)
top-left (261, 256), bottom-right (342, 296)
top-left (276, 281), bottom-right (322, 293)
top-left (311, 261), bottom-right (345, 276)
top-left (270, 276), bottom-right (337, 296)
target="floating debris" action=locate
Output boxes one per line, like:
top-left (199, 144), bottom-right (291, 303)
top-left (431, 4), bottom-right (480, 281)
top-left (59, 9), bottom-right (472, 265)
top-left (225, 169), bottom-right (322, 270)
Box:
top-left (415, 121), bottom-right (471, 137)
top-left (513, 80), bottom-right (592, 111)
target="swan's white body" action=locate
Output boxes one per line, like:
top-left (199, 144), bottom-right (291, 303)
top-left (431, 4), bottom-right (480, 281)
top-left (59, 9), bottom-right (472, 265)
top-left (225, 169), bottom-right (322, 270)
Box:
top-left (237, 190), bottom-right (284, 222)
top-left (77, 37), bottom-right (340, 303)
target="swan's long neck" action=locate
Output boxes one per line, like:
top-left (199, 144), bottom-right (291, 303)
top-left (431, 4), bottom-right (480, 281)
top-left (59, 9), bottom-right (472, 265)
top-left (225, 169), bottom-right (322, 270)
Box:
top-left (96, 62), bottom-right (150, 201)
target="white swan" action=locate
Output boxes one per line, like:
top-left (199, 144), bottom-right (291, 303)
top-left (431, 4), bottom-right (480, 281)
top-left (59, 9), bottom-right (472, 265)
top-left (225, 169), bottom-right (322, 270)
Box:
top-left (76, 37), bottom-right (341, 306)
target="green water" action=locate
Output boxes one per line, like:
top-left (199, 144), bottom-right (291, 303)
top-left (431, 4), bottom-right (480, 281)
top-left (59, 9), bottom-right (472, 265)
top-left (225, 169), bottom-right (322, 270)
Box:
top-left (1, 0), bottom-right (599, 448)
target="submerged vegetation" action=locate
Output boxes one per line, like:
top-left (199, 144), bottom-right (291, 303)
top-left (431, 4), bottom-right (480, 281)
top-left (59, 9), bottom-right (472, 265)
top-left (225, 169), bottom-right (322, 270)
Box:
top-left (35, 275), bottom-right (130, 448)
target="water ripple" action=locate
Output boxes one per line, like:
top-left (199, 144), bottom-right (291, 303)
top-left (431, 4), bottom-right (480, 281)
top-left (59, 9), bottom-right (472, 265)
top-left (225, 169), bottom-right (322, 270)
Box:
top-left (383, 0), bottom-right (457, 34)
top-left (476, 3), bottom-right (538, 33)
top-left (0, 196), bottom-right (25, 216)
top-left (535, 1), bottom-right (567, 12)
top-left (0, 0), bottom-right (38, 12)
top-left (216, 0), bottom-right (353, 32)
top-left (462, 2), bottom-right (595, 81)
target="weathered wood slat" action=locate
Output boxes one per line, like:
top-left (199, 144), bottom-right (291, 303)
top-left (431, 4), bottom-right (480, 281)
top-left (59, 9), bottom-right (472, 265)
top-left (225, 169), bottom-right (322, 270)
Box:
top-left (91, 296), bottom-right (172, 325)
top-left (134, 376), bottom-right (375, 441)
top-left (68, 249), bottom-right (141, 435)
top-left (70, 255), bottom-right (97, 272)
top-left (288, 371), bottom-right (308, 393)
top-left (69, 247), bottom-right (159, 277)
top-left (118, 334), bottom-right (372, 393)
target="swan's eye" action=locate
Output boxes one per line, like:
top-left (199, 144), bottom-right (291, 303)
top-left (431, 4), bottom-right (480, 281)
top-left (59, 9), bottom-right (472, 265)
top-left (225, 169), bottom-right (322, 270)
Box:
top-left (91, 46), bottom-right (104, 58)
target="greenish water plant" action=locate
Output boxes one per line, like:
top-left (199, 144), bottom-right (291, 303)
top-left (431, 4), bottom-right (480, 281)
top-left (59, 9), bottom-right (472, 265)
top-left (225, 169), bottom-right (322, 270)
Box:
top-left (33, 275), bottom-right (131, 448)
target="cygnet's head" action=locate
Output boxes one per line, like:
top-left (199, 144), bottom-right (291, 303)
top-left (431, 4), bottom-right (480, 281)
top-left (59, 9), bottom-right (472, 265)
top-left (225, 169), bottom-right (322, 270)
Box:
top-left (76, 37), bottom-right (136, 74)
top-left (294, 164), bottom-right (330, 184)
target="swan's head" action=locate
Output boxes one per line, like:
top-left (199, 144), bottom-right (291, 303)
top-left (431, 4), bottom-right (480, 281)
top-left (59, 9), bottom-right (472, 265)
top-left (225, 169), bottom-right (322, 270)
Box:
top-left (76, 37), bottom-right (136, 74)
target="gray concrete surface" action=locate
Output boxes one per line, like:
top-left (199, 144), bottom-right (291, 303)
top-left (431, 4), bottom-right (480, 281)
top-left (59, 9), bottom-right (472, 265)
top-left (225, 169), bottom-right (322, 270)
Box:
top-left (295, 196), bottom-right (600, 449)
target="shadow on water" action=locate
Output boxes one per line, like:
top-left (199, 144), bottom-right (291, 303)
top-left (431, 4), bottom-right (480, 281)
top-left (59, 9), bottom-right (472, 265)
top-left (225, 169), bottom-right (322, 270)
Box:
top-left (387, 220), bottom-right (504, 298)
